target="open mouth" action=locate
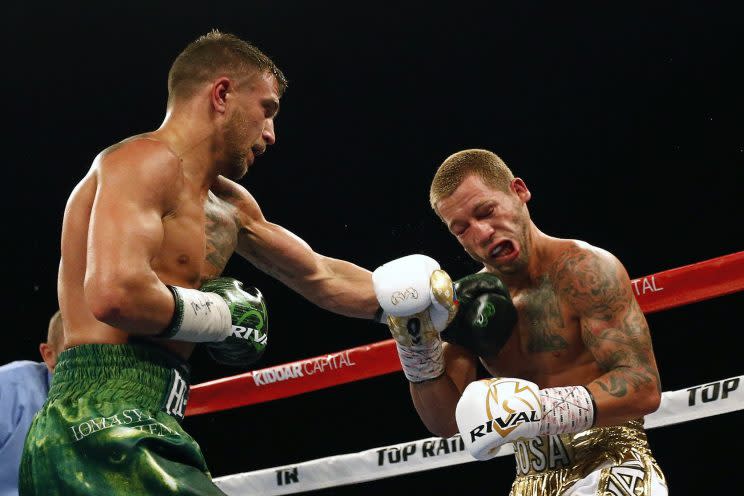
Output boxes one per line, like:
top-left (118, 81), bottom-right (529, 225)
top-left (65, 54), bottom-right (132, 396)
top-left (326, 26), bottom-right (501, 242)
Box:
top-left (489, 240), bottom-right (518, 261)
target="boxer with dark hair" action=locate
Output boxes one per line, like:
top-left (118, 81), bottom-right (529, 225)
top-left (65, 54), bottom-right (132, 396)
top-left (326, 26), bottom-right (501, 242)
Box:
top-left (20, 30), bottom-right (378, 496)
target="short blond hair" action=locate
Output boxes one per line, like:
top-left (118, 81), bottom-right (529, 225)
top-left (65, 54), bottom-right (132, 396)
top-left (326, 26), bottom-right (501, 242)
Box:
top-left (429, 149), bottom-right (514, 212)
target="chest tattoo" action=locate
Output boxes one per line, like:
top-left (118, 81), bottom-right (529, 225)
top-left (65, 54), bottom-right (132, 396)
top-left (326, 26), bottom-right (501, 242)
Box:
top-left (522, 277), bottom-right (569, 353)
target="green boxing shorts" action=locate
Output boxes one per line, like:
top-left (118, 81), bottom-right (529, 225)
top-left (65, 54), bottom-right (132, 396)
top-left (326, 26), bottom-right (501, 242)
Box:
top-left (19, 342), bottom-right (226, 496)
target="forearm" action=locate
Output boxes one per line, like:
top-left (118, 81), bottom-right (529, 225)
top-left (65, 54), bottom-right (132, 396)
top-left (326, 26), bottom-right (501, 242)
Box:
top-left (293, 256), bottom-right (379, 319)
top-left (86, 272), bottom-right (175, 335)
top-left (586, 366), bottom-right (662, 426)
top-left (249, 255), bottom-right (378, 318)
top-left (410, 375), bottom-right (462, 437)
top-left (236, 225), bottom-right (378, 318)
top-left (372, 257), bottom-right (478, 437)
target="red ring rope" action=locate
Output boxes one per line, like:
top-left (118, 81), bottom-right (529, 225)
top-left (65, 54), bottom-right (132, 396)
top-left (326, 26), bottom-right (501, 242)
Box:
top-left (185, 251), bottom-right (744, 417)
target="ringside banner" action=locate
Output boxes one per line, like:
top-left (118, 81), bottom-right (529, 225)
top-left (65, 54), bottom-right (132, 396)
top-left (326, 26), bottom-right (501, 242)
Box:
top-left (215, 375), bottom-right (744, 495)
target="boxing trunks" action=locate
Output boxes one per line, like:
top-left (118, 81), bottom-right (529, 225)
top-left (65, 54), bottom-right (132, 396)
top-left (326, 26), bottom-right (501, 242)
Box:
top-left (509, 419), bottom-right (667, 495)
top-left (19, 343), bottom-right (226, 496)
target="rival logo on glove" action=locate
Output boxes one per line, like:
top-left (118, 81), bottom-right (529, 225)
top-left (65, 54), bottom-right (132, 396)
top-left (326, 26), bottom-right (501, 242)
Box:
top-left (390, 287), bottom-right (419, 306)
top-left (231, 325), bottom-right (267, 345)
top-left (229, 305), bottom-right (267, 344)
top-left (469, 378), bottom-right (541, 442)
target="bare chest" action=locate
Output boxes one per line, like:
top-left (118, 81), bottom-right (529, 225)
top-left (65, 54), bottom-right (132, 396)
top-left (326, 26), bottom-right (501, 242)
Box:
top-left (514, 279), bottom-right (577, 353)
top-left (483, 278), bottom-right (585, 377)
top-left (153, 198), bottom-right (207, 288)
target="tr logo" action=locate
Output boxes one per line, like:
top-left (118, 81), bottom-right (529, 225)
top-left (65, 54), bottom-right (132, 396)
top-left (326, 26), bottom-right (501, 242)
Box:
top-left (390, 287), bottom-right (419, 306)
top-left (275, 467), bottom-right (299, 486)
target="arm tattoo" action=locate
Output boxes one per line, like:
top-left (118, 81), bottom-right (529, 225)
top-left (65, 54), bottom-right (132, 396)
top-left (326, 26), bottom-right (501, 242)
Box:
top-left (583, 305), bottom-right (662, 397)
top-left (555, 249), bottom-right (627, 321)
top-left (204, 195), bottom-right (239, 274)
top-left (558, 248), bottom-right (661, 398)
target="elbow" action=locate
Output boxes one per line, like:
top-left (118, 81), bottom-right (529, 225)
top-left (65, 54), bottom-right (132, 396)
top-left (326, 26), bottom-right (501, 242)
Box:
top-left (647, 388), bottom-right (662, 415)
top-left (424, 419), bottom-right (459, 439)
top-left (84, 272), bottom-right (140, 327)
top-left (434, 426), bottom-right (459, 439)
top-left (636, 383), bottom-right (662, 416)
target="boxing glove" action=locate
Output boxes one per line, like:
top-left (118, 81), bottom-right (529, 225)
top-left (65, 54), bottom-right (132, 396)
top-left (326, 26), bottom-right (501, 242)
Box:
top-left (373, 254), bottom-right (458, 382)
top-left (441, 273), bottom-right (516, 357)
top-left (163, 278), bottom-right (268, 367)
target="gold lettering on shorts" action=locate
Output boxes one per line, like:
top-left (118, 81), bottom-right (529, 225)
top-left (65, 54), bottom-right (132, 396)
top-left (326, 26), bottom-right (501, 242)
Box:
top-left (514, 435), bottom-right (572, 474)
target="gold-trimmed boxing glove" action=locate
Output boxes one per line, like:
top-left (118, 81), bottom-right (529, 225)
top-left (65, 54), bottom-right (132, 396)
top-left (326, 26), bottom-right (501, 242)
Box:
top-left (372, 254), bottom-right (458, 382)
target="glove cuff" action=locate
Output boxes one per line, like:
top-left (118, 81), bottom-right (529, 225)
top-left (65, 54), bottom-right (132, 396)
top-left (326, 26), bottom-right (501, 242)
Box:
top-left (395, 340), bottom-right (445, 383)
top-left (163, 286), bottom-right (232, 342)
top-left (372, 306), bottom-right (389, 324)
top-left (538, 385), bottom-right (596, 436)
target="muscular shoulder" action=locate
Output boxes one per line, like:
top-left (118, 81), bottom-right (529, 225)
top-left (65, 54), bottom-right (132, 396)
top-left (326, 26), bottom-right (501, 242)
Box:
top-left (94, 137), bottom-right (183, 209)
top-left (550, 240), bottom-right (631, 317)
top-left (210, 176), bottom-right (264, 225)
top-left (96, 136), bottom-right (182, 183)
top-left (550, 240), bottom-right (622, 276)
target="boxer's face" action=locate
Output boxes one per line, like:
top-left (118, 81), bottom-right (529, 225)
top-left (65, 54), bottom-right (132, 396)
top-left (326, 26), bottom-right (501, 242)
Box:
top-left (438, 174), bottom-right (531, 274)
top-left (223, 71), bottom-right (280, 179)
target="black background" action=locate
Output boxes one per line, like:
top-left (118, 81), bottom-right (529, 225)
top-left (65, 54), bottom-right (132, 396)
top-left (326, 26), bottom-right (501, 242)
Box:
top-left (5, 1), bottom-right (744, 494)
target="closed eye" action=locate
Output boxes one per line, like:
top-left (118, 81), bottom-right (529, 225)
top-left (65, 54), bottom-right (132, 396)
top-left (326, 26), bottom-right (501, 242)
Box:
top-left (475, 207), bottom-right (493, 219)
top-left (263, 100), bottom-right (280, 119)
top-left (452, 225), bottom-right (468, 237)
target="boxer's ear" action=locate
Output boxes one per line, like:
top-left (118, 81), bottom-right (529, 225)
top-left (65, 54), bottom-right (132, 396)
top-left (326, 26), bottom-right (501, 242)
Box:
top-left (511, 178), bottom-right (531, 203)
top-left (211, 77), bottom-right (232, 114)
top-left (40, 343), bottom-right (57, 372)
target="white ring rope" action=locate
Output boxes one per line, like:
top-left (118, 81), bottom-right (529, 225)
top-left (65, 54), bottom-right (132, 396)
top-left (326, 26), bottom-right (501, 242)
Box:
top-left (214, 374), bottom-right (743, 495)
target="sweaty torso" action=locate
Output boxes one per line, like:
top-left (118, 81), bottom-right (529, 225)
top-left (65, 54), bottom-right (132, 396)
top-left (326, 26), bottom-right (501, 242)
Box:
top-left (480, 240), bottom-right (603, 387)
top-left (59, 137), bottom-right (242, 360)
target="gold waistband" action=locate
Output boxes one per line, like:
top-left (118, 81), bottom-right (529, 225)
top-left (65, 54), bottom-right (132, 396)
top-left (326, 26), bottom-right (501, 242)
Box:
top-left (513, 419), bottom-right (650, 476)
top-left (510, 419), bottom-right (662, 495)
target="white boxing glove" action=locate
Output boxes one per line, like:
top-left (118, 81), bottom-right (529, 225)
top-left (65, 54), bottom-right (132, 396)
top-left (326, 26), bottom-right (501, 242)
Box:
top-left (456, 378), bottom-right (596, 460)
top-left (372, 254), bottom-right (458, 382)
